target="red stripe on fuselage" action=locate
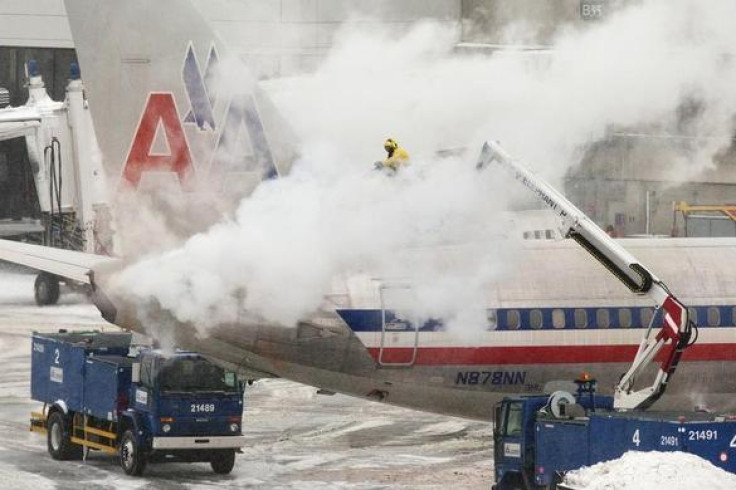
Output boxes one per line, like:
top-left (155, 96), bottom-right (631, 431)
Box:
top-left (367, 344), bottom-right (736, 365)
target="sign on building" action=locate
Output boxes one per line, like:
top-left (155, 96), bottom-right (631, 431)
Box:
top-left (580, 0), bottom-right (606, 21)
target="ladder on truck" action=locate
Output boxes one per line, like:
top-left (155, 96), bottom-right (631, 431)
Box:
top-left (30, 404), bottom-right (118, 456)
top-left (477, 141), bottom-right (694, 411)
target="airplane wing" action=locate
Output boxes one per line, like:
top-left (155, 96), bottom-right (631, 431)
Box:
top-left (0, 239), bottom-right (119, 284)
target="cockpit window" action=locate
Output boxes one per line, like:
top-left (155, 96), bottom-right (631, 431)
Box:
top-left (158, 357), bottom-right (238, 393)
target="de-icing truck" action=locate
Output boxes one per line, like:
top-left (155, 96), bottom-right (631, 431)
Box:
top-left (29, 330), bottom-right (246, 476)
top-left (476, 142), bottom-right (704, 489)
top-left (492, 377), bottom-right (736, 489)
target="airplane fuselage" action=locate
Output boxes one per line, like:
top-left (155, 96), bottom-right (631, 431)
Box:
top-left (94, 236), bottom-right (736, 421)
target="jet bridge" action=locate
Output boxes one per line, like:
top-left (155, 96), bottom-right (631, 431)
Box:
top-left (0, 61), bottom-right (112, 304)
top-left (0, 60), bottom-right (110, 254)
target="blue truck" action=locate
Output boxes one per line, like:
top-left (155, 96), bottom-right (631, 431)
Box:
top-left (493, 378), bottom-right (736, 489)
top-left (29, 331), bottom-right (246, 476)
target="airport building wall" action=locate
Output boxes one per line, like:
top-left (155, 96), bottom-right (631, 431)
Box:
top-left (566, 138), bottom-right (736, 237)
top-left (461, 0), bottom-right (591, 45)
top-left (459, 0), bottom-right (635, 46)
top-left (460, 0), bottom-right (736, 237)
top-left (0, 0), bottom-right (461, 78)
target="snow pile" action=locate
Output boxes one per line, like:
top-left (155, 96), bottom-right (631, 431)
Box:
top-left (564, 451), bottom-right (736, 490)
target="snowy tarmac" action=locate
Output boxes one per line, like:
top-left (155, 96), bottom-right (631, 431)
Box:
top-left (0, 271), bottom-right (492, 489)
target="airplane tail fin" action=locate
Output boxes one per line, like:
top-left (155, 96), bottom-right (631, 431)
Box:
top-left (63, 0), bottom-right (298, 195)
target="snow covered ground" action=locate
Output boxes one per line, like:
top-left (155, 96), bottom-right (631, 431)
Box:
top-left (0, 271), bottom-right (492, 489)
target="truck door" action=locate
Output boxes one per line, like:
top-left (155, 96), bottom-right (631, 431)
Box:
top-left (378, 284), bottom-right (419, 367)
top-left (133, 355), bottom-right (155, 412)
top-left (494, 400), bottom-right (526, 483)
top-left (493, 403), bottom-right (505, 469)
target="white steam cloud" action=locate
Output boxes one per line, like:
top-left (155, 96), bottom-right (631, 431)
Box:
top-left (113, 0), bottom-right (736, 333)
top-left (267, 0), bottom-right (736, 180)
top-left (114, 153), bottom-right (513, 330)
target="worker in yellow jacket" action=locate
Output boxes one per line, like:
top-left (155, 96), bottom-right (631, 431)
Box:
top-left (375, 138), bottom-right (409, 173)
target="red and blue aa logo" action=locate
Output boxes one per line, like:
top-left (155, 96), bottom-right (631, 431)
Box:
top-left (122, 42), bottom-right (278, 189)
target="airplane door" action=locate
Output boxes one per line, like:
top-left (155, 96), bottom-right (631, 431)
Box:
top-left (378, 284), bottom-right (418, 367)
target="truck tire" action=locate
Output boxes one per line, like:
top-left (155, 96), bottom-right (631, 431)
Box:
top-left (210, 449), bottom-right (236, 474)
top-left (500, 473), bottom-right (524, 490)
top-left (35, 273), bottom-right (60, 306)
top-left (47, 411), bottom-right (83, 460)
top-left (120, 429), bottom-right (147, 476)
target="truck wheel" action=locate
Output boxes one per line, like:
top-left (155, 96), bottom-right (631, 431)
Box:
top-left (47, 412), bottom-right (83, 460)
top-left (119, 429), bottom-right (147, 476)
top-left (35, 273), bottom-right (60, 306)
top-left (210, 449), bottom-right (236, 474)
top-left (500, 473), bottom-right (524, 490)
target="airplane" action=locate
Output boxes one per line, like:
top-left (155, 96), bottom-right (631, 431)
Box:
top-left (0, 0), bottom-right (734, 422)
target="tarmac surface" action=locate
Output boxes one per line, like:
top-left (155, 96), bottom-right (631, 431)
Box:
top-left (0, 271), bottom-right (492, 489)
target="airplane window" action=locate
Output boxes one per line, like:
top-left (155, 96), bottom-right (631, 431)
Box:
top-left (552, 309), bottom-right (565, 329)
top-left (707, 307), bottom-right (720, 327)
top-left (530, 309), bottom-right (543, 329)
top-left (507, 310), bottom-right (521, 330)
top-left (640, 308), bottom-right (654, 328)
top-left (534, 230), bottom-right (542, 240)
top-left (545, 230), bottom-right (554, 239)
top-left (487, 309), bottom-right (498, 330)
top-left (688, 308), bottom-right (699, 326)
top-left (574, 309), bottom-right (587, 329)
top-left (523, 231), bottom-right (532, 240)
top-left (619, 308), bottom-right (632, 328)
top-left (596, 309), bottom-right (610, 328)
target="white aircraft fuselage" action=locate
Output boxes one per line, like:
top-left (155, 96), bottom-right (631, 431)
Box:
top-left (92, 236), bottom-right (736, 420)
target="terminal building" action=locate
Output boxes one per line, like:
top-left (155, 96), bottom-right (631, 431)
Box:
top-left (1, 0), bottom-right (735, 237)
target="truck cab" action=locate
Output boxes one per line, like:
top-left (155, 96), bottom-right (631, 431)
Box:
top-left (492, 379), bottom-right (614, 490)
top-left (123, 350), bottom-right (245, 473)
top-left (493, 395), bottom-right (550, 490)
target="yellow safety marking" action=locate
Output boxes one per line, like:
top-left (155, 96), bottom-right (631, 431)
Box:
top-left (82, 426), bottom-right (117, 440)
top-left (30, 411), bottom-right (47, 434)
top-left (70, 437), bottom-right (117, 455)
top-left (674, 201), bottom-right (736, 221)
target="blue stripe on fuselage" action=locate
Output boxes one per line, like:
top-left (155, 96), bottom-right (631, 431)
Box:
top-left (337, 305), bottom-right (726, 332)
top-left (336, 309), bottom-right (443, 333)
